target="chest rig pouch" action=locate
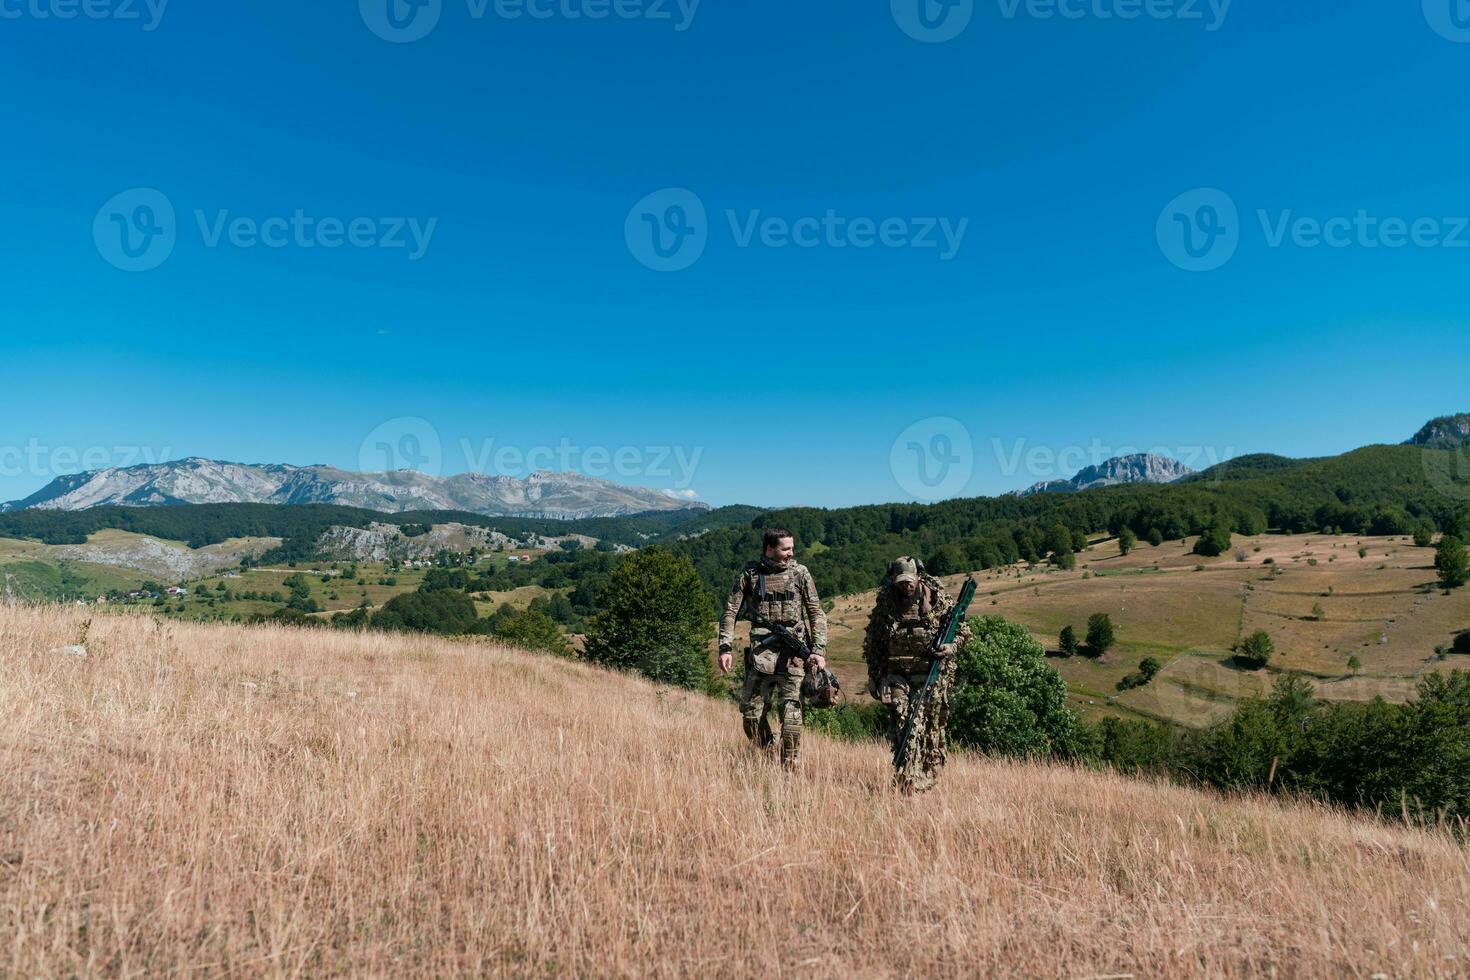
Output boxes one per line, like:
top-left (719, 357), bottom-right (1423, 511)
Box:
top-left (746, 566), bottom-right (805, 675)
top-left (886, 586), bottom-right (938, 674)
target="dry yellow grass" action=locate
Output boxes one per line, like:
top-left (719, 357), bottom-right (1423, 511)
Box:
top-left (4, 603), bottom-right (1469, 977)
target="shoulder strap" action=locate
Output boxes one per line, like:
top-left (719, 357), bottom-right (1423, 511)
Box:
top-left (919, 577), bottom-right (943, 618)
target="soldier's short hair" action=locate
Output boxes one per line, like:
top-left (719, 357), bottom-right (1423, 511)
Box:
top-left (763, 528), bottom-right (794, 550)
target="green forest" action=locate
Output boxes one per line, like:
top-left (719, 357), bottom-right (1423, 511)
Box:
top-left (5, 444), bottom-right (1469, 618)
top-left (670, 444), bottom-right (1470, 603)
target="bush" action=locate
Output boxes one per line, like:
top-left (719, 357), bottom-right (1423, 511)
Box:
top-left (420, 568), bottom-right (472, 592)
top-left (1257, 672), bottom-right (1470, 825)
top-left (1044, 523), bottom-right (1074, 565)
top-left (1186, 698), bottom-right (1289, 790)
top-left (1082, 716), bottom-right (1176, 774)
top-left (1116, 656), bottom-right (1163, 692)
top-left (582, 547), bottom-right (715, 690)
top-left (1237, 629), bottom-right (1274, 669)
top-left (1058, 625), bottom-right (1079, 658)
top-left (372, 590), bottom-right (479, 635)
top-left (1094, 668), bottom-right (1470, 828)
top-left (1085, 612), bottom-right (1115, 657)
top-left (330, 606), bottom-right (371, 629)
top-left (1436, 535), bottom-right (1468, 589)
top-left (1193, 525), bottom-right (1232, 557)
top-left (256, 606), bottom-right (325, 628)
top-left (805, 702), bottom-right (886, 742)
top-left (1118, 527), bottom-right (1136, 555)
top-left (949, 616), bottom-right (1082, 758)
top-left (1414, 525), bottom-right (1435, 548)
top-left (491, 608), bottom-right (572, 657)
top-left (1147, 528), bottom-right (1164, 547)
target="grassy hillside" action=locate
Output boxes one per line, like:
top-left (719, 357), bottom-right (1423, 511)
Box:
top-left (821, 531), bottom-right (1470, 726)
top-left (3, 604), bottom-right (1467, 976)
top-left (0, 534), bottom-right (161, 602)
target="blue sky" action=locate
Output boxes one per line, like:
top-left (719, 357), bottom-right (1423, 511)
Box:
top-left (4, 0), bottom-right (1469, 508)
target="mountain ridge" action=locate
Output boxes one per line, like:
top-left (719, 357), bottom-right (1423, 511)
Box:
top-left (1014, 452), bottom-right (1194, 496)
top-left (2, 457), bottom-right (706, 520)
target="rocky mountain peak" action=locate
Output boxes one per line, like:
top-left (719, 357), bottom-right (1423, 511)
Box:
top-left (1406, 414), bottom-right (1470, 450)
top-left (1016, 453), bottom-right (1194, 496)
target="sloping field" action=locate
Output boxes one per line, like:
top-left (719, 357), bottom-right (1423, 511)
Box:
top-left (0, 530), bottom-right (280, 599)
top-left (823, 533), bottom-right (1469, 726)
top-left (54, 528), bottom-right (281, 581)
top-left (3, 603), bottom-right (1468, 977)
top-left (0, 536), bottom-right (156, 601)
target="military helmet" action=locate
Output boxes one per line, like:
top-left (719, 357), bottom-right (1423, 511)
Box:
top-left (887, 556), bottom-right (922, 585)
top-left (801, 666), bottom-right (841, 709)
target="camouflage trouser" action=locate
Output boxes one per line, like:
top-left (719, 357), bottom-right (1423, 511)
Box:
top-left (881, 658), bottom-right (956, 793)
top-left (740, 665), bottom-right (805, 767)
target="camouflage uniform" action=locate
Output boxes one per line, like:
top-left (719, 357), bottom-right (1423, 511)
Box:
top-left (718, 556), bottom-right (827, 767)
top-left (863, 558), bottom-right (972, 792)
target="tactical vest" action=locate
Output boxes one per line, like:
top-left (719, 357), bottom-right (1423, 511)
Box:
top-left (744, 562), bottom-right (809, 674)
top-left (748, 563), bottom-right (806, 629)
top-left (884, 584), bottom-right (941, 674)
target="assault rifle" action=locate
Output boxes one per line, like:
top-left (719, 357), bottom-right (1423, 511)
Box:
top-left (892, 575), bottom-right (977, 773)
top-left (739, 576), bottom-right (820, 747)
top-left (748, 607), bottom-right (814, 663)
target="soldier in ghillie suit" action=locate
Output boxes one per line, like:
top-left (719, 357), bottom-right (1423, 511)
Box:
top-left (717, 528), bottom-right (828, 768)
top-left (863, 556), bottom-right (971, 793)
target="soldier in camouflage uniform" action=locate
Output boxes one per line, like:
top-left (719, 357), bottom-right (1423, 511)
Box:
top-left (863, 556), bottom-right (971, 793)
top-left (717, 528), bottom-right (828, 768)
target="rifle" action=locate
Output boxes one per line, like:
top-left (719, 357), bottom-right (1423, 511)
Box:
top-left (740, 574), bottom-right (818, 746)
top-left (892, 575), bottom-right (977, 773)
top-left (750, 611), bottom-right (817, 747)
top-left (748, 608), bottom-right (814, 662)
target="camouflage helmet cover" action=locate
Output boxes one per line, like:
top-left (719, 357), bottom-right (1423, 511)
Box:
top-left (887, 556), bottom-right (921, 585)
